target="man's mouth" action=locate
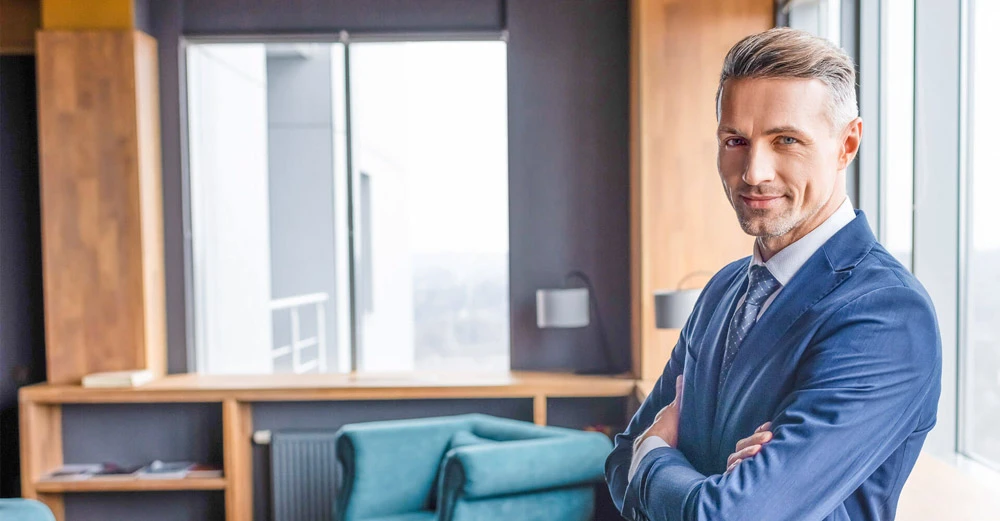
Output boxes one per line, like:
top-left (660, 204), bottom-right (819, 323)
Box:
top-left (740, 195), bottom-right (783, 210)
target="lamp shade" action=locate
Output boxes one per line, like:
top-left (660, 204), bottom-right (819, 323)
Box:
top-left (536, 287), bottom-right (590, 328)
top-left (654, 288), bottom-right (701, 329)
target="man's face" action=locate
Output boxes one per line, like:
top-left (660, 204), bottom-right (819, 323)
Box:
top-left (717, 77), bottom-right (859, 242)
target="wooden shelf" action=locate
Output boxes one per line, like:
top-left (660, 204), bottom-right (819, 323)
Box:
top-left (20, 372), bottom-right (637, 521)
top-left (19, 371), bottom-right (638, 404)
top-left (34, 477), bottom-right (227, 493)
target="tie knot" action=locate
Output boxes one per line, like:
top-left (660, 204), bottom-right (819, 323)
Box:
top-left (745, 265), bottom-right (781, 307)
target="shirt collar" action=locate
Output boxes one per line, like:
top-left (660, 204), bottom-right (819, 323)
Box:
top-left (750, 197), bottom-right (856, 285)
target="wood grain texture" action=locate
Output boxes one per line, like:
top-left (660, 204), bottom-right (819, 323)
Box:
top-left (36, 494), bottom-right (64, 521)
top-left (34, 477), bottom-right (227, 493)
top-left (19, 371), bottom-right (638, 404)
top-left (630, 0), bottom-right (772, 381)
top-left (133, 31), bottom-right (167, 379)
top-left (35, 30), bottom-right (165, 384)
top-left (223, 400), bottom-right (253, 521)
top-left (532, 395), bottom-right (547, 426)
top-left (0, 0), bottom-right (40, 54)
top-left (18, 401), bottom-right (62, 498)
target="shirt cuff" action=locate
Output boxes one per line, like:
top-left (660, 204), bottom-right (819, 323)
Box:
top-left (628, 435), bottom-right (670, 482)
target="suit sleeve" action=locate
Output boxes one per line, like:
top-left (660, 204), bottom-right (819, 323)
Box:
top-left (605, 324), bottom-right (687, 518)
top-left (626, 285), bottom-right (942, 521)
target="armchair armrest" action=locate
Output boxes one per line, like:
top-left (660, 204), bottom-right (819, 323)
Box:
top-left (0, 499), bottom-right (56, 521)
top-left (335, 415), bottom-right (475, 520)
top-left (439, 431), bottom-right (612, 501)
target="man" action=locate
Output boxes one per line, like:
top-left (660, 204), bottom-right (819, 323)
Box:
top-left (605, 28), bottom-right (942, 521)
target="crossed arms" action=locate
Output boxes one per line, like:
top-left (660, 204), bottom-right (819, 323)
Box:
top-left (605, 286), bottom-right (941, 521)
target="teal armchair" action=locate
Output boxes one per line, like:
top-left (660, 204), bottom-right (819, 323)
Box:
top-left (334, 413), bottom-right (613, 521)
top-left (0, 499), bottom-right (56, 521)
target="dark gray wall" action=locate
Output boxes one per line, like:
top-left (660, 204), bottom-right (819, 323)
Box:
top-left (507, 0), bottom-right (631, 373)
top-left (61, 403), bottom-right (224, 520)
top-left (62, 404), bottom-right (223, 467)
top-left (65, 493), bottom-right (224, 521)
top-left (266, 49), bottom-right (341, 371)
top-left (0, 55), bottom-right (46, 498)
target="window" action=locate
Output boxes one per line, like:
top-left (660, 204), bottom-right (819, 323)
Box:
top-left (963, 0), bottom-right (1000, 470)
top-left (783, 0), bottom-right (842, 46)
top-left (881, 0), bottom-right (915, 270)
top-left (184, 38), bottom-right (509, 375)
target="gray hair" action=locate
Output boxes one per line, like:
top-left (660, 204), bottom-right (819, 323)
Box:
top-left (716, 27), bottom-right (858, 130)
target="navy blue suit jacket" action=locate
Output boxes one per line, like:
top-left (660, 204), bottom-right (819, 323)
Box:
top-left (606, 211), bottom-right (942, 521)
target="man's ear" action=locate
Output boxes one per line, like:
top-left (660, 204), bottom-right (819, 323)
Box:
top-left (839, 117), bottom-right (863, 170)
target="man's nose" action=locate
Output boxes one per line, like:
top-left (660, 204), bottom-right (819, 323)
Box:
top-left (743, 146), bottom-right (776, 186)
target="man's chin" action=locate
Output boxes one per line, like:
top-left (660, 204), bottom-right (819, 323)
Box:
top-left (738, 214), bottom-right (793, 239)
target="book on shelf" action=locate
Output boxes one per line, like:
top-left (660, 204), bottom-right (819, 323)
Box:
top-left (185, 464), bottom-right (223, 479)
top-left (137, 460), bottom-right (195, 479)
top-left (90, 462), bottom-right (144, 480)
top-left (81, 369), bottom-right (155, 388)
top-left (41, 461), bottom-right (220, 481)
top-left (41, 464), bottom-right (102, 481)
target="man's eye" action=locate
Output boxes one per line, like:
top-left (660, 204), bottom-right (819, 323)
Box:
top-left (779, 136), bottom-right (798, 145)
top-left (725, 137), bottom-right (746, 147)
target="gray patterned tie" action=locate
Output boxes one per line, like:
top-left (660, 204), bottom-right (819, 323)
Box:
top-left (719, 264), bottom-right (782, 388)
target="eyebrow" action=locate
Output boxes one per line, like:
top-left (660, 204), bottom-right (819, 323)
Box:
top-left (717, 125), bottom-right (808, 136)
top-left (762, 125), bottom-right (807, 136)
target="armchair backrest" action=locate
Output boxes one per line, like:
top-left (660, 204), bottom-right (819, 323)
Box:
top-left (334, 415), bottom-right (476, 520)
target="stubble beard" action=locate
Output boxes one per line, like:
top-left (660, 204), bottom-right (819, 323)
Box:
top-left (736, 205), bottom-right (799, 239)
top-left (736, 198), bottom-right (827, 241)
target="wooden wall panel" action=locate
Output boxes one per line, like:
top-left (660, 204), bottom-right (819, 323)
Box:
top-left (0, 0), bottom-right (40, 54)
top-left (134, 32), bottom-right (166, 379)
top-left (36, 30), bottom-right (165, 384)
top-left (223, 399), bottom-right (252, 521)
top-left (40, 0), bottom-right (133, 30)
top-left (631, 0), bottom-right (772, 381)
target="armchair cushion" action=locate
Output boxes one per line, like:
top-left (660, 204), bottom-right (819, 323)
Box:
top-left (335, 414), bottom-right (612, 521)
top-left (335, 415), bottom-right (476, 520)
top-left (0, 499), bottom-right (56, 521)
top-left (438, 432), bottom-right (611, 500)
top-left (364, 512), bottom-right (436, 521)
top-left (448, 430), bottom-right (495, 450)
top-left (430, 430), bottom-right (498, 509)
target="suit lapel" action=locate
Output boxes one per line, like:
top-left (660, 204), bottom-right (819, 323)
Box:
top-left (712, 210), bottom-right (877, 451)
top-left (698, 267), bottom-right (749, 459)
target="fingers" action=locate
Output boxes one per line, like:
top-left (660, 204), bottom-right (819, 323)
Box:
top-left (727, 444), bottom-right (762, 468)
top-left (735, 430), bottom-right (773, 453)
top-left (726, 458), bottom-right (742, 474)
top-left (755, 422), bottom-right (772, 434)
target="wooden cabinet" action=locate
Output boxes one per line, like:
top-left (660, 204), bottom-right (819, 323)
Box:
top-left (629, 0), bottom-right (772, 381)
top-left (35, 30), bottom-right (165, 384)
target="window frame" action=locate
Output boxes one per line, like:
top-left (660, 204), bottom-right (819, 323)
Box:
top-left (179, 31), bottom-right (511, 375)
top-left (856, 0), bottom-right (1000, 478)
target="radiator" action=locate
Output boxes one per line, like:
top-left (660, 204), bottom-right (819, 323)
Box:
top-left (270, 431), bottom-right (340, 521)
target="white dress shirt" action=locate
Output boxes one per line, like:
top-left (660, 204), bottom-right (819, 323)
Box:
top-left (628, 197), bottom-right (856, 482)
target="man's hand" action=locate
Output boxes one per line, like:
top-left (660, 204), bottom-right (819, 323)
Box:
top-left (635, 375), bottom-right (684, 449)
top-left (725, 422), bottom-right (773, 474)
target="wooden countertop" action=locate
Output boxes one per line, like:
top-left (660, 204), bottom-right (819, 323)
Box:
top-left (20, 371), bottom-right (639, 404)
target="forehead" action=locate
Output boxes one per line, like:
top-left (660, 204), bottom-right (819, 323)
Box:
top-left (718, 77), bottom-right (832, 133)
